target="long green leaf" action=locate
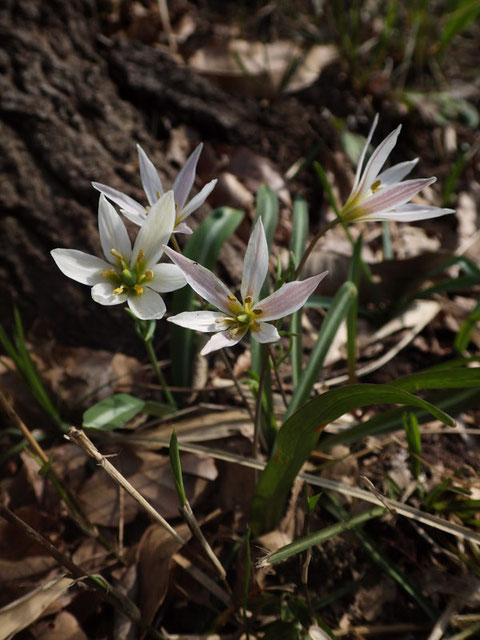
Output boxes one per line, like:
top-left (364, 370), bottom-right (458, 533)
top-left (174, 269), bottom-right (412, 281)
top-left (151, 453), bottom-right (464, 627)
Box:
top-left (250, 384), bottom-right (454, 534)
top-left (391, 366), bottom-right (480, 392)
top-left (170, 207), bottom-right (244, 387)
top-left (319, 387), bottom-right (479, 450)
top-left (290, 195), bottom-right (309, 386)
top-left (286, 281), bottom-right (357, 418)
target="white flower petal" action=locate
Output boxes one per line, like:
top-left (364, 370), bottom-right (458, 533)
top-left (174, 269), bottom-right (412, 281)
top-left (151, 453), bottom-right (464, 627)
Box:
top-left (179, 179), bottom-right (217, 220)
top-left (241, 217), bottom-right (269, 302)
top-left (367, 204), bottom-right (455, 222)
top-left (137, 144), bottom-right (164, 206)
top-left (120, 207), bottom-right (147, 226)
top-left (132, 191), bottom-right (176, 267)
top-left (92, 182), bottom-right (145, 217)
top-left (352, 114), bottom-right (378, 193)
top-left (127, 288), bottom-right (166, 320)
top-left (91, 282), bottom-right (127, 305)
top-left (148, 263), bottom-right (187, 292)
top-left (167, 310), bottom-right (228, 332)
top-left (173, 222), bottom-right (193, 235)
top-left (351, 177), bottom-right (436, 220)
top-left (163, 246), bottom-right (237, 314)
top-left (200, 327), bottom-right (248, 356)
top-left (376, 159), bottom-right (418, 186)
top-left (257, 272), bottom-right (328, 322)
top-left (356, 125), bottom-right (402, 196)
top-left (98, 195), bottom-right (132, 264)
top-left (252, 322), bottom-right (280, 344)
top-left (51, 249), bottom-right (109, 285)
top-left (172, 143), bottom-right (203, 212)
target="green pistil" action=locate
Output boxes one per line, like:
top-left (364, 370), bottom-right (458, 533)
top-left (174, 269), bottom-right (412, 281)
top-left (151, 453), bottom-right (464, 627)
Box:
top-left (102, 249), bottom-right (153, 296)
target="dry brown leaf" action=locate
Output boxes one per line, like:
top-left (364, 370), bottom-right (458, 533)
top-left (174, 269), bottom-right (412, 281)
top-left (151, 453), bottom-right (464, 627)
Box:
top-left (0, 556), bottom-right (58, 585)
top-left (41, 346), bottom-right (142, 408)
top-left (0, 575), bottom-right (75, 640)
top-left (228, 147), bottom-right (291, 207)
top-left (31, 610), bottom-right (87, 640)
top-left (188, 39), bottom-right (337, 98)
top-left (136, 523), bottom-right (191, 626)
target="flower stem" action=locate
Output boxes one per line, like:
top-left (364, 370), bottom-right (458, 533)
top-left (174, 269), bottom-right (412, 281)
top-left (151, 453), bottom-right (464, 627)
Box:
top-left (171, 234), bottom-right (182, 253)
top-left (267, 344), bottom-right (288, 409)
top-left (253, 347), bottom-right (269, 459)
top-left (294, 219), bottom-right (339, 279)
top-left (221, 349), bottom-right (255, 422)
top-left (143, 337), bottom-right (177, 410)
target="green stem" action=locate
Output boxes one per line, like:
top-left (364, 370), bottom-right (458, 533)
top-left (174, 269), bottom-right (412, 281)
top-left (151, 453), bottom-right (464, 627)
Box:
top-left (144, 338), bottom-right (176, 410)
top-left (253, 348), bottom-right (269, 459)
top-left (221, 349), bottom-right (255, 422)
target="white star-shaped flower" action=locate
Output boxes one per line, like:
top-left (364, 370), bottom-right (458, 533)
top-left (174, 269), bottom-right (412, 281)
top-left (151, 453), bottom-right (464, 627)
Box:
top-left (340, 115), bottom-right (455, 223)
top-left (164, 218), bottom-right (327, 355)
top-left (92, 143), bottom-right (217, 234)
top-left (51, 192), bottom-right (186, 320)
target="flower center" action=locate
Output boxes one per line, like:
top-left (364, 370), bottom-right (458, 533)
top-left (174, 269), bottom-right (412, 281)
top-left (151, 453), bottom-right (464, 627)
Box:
top-left (235, 296), bottom-right (264, 331)
top-left (101, 249), bottom-right (153, 296)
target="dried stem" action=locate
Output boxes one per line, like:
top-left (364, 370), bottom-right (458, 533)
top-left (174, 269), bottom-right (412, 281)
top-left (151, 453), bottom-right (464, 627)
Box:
top-left (67, 427), bottom-right (186, 546)
top-left (252, 347), bottom-right (268, 459)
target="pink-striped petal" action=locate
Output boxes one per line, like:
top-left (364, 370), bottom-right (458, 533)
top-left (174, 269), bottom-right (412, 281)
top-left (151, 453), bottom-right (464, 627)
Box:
top-left (180, 179), bottom-right (217, 220)
top-left (137, 144), bottom-right (164, 206)
top-left (356, 125), bottom-right (402, 196)
top-left (367, 203), bottom-right (455, 222)
top-left (349, 177), bottom-right (436, 220)
top-left (376, 159), bottom-right (418, 186)
top-left (172, 143), bottom-right (203, 212)
top-left (92, 182), bottom-right (145, 218)
top-left (351, 114), bottom-right (378, 193)
top-left (163, 246), bottom-right (238, 314)
top-left (241, 218), bottom-right (268, 302)
top-left (256, 272), bottom-right (328, 322)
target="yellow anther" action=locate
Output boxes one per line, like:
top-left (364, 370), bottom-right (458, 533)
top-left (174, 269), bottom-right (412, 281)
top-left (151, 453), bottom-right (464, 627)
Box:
top-left (100, 269), bottom-right (116, 278)
top-left (244, 296), bottom-right (253, 304)
top-left (370, 179), bottom-right (382, 193)
top-left (228, 295), bottom-right (237, 302)
top-left (157, 191), bottom-right (162, 199)
top-left (110, 248), bottom-right (123, 259)
top-left (135, 250), bottom-right (145, 264)
top-left (144, 270), bottom-right (153, 279)
top-left (134, 284), bottom-right (144, 295)
top-left (253, 308), bottom-right (263, 316)
top-left (145, 205), bottom-right (151, 212)
top-left (113, 286), bottom-right (124, 295)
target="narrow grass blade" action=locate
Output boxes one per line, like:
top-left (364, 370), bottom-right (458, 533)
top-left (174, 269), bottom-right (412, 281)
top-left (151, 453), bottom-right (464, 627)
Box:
top-left (455, 300), bottom-right (480, 352)
top-left (286, 281), bottom-right (357, 418)
top-left (170, 207), bottom-right (244, 388)
top-left (320, 387), bottom-right (479, 450)
top-left (261, 505), bottom-right (384, 566)
top-left (169, 429), bottom-right (187, 507)
top-left (250, 384), bottom-right (454, 535)
top-left (403, 411), bottom-right (422, 479)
